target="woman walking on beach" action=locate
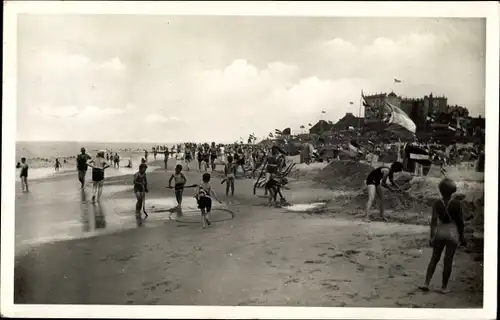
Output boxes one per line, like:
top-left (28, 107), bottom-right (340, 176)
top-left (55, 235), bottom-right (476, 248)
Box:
top-left (88, 151), bottom-right (110, 203)
top-left (133, 163), bottom-right (149, 221)
top-left (419, 178), bottom-right (466, 294)
top-left (77, 147), bottom-right (92, 189)
top-left (169, 164), bottom-right (187, 216)
top-left (363, 161), bottom-right (403, 222)
top-left (18, 157), bottom-right (29, 192)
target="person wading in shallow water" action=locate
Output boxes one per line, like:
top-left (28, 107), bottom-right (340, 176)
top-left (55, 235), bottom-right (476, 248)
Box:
top-left (363, 161), bottom-right (404, 222)
top-left (76, 147), bottom-right (92, 189)
top-left (419, 178), bottom-right (466, 294)
top-left (87, 151), bottom-right (110, 203)
top-left (134, 163), bottom-right (149, 222)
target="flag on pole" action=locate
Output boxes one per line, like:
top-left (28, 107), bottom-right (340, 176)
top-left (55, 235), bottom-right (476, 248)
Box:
top-left (394, 78), bottom-right (402, 83)
top-left (308, 123), bottom-right (312, 126)
top-left (321, 110), bottom-right (326, 114)
top-left (349, 102), bottom-right (354, 105)
top-left (300, 125), bottom-right (305, 129)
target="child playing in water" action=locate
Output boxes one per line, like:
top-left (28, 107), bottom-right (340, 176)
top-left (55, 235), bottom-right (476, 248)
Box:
top-left (419, 178), bottom-right (466, 294)
top-left (133, 163), bottom-right (149, 220)
top-left (363, 161), bottom-right (404, 222)
top-left (224, 155), bottom-right (236, 196)
top-left (168, 164), bottom-right (187, 216)
top-left (18, 157), bottom-right (29, 192)
top-left (195, 173), bottom-right (222, 229)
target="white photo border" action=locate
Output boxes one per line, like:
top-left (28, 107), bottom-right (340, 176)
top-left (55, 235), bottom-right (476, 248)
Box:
top-left (2, 1), bottom-right (498, 319)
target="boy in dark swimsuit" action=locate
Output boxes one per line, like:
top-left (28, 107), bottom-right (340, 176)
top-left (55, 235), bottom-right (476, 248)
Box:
top-left (419, 178), bottom-right (466, 294)
top-left (364, 161), bottom-right (403, 222)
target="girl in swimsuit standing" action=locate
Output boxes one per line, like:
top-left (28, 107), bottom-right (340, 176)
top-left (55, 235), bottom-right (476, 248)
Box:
top-left (419, 178), bottom-right (466, 294)
top-left (364, 161), bottom-right (403, 222)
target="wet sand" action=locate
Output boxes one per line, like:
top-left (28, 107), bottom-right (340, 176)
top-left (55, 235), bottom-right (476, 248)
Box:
top-left (14, 160), bottom-right (483, 307)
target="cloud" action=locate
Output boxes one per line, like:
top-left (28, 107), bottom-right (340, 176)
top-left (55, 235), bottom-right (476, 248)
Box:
top-left (99, 57), bottom-right (126, 72)
top-left (144, 114), bottom-right (181, 123)
top-left (35, 105), bottom-right (124, 119)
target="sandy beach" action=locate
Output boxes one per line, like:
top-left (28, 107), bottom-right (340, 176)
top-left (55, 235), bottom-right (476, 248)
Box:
top-left (14, 159), bottom-right (484, 307)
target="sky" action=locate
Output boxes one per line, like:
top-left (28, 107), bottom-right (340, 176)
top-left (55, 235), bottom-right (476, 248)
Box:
top-left (16, 15), bottom-right (486, 143)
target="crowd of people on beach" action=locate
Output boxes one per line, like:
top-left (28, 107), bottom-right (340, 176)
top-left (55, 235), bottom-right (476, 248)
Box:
top-left (15, 134), bottom-right (482, 293)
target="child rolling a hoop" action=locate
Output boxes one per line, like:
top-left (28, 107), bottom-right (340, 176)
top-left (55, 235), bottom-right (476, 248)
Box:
top-left (195, 173), bottom-right (222, 229)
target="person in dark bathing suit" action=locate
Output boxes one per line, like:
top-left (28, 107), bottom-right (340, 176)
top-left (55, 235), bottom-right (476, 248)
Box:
top-left (133, 163), bottom-right (149, 222)
top-left (19, 157), bottom-right (29, 192)
top-left (419, 178), bottom-right (466, 294)
top-left (55, 158), bottom-right (60, 172)
top-left (364, 161), bottom-right (403, 222)
top-left (76, 147), bottom-right (92, 189)
top-left (169, 164), bottom-right (187, 217)
top-left (209, 142), bottom-right (218, 171)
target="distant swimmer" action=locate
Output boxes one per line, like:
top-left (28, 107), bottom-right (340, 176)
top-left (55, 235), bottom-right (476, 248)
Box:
top-left (363, 161), bottom-right (404, 222)
top-left (419, 178), bottom-right (466, 294)
top-left (144, 150), bottom-right (149, 162)
top-left (168, 164), bottom-right (187, 217)
top-left (76, 147), bottom-right (92, 189)
top-left (134, 163), bottom-right (149, 222)
top-left (54, 158), bottom-right (61, 172)
top-left (18, 157), bottom-right (29, 192)
top-left (153, 147), bottom-right (157, 160)
top-left (87, 151), bottom-right (110, 203)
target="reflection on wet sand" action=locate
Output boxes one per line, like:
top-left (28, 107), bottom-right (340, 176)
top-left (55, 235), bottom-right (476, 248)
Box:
top-left (80, 189), bottom-right (90, 232)
top-left (80, 189), bottom-right (108, 232)
top-left (93, 202), bottom-right (107, 230)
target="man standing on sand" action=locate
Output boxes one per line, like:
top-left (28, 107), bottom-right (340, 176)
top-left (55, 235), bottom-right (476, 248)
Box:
top-left (76, 147), bottom-right (92, 189)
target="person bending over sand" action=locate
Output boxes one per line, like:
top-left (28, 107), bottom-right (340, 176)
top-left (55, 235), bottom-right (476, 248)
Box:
top-left (419, 178), bottom-right (466, 294)
top-left (364, 161), bottom-right (403, 222)
top-left (169, 164), bottom-right (187, 216)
